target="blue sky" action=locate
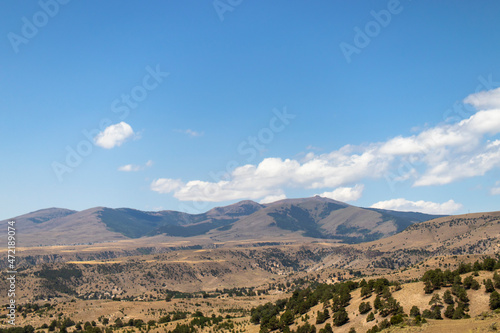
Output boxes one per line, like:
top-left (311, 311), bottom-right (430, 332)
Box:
top-left (1, 1), bottom-right (500, 220)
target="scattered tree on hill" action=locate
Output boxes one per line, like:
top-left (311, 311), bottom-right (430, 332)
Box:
top-left (295, 322), bottom-right (316, 333)
top-left (390, 313), bottom-right (404, 325)
top-left (279, 310), bottom-right (294, 327)
top-left (493, 272), bottom-right (500, 289)
top-left (410, 305), bottom-right (420, 317)
top-left (381, 286), bottom-right (392, 299)
top-left (315, 309), bottom-right (329, 324)
top-left (429, 293), bottom-right (443, 308)
top-left (423, 280), bottom-right (434, 294)
top-left (114, 319), bottom-right (123, 328)
top-left (359, 301), bottom-right (372, 314)
top-left (379, 319), bottom-right (390, 329)
top-left (318, 323), bottom-right (333, 333)
top-left (443, 290), bottom-right (454, 304)
top-left (463, 275), bottom-right (480, 290)
top-left (360, 284), bottom-right (372, 298)
top-left (482, 257), bottom-right (496, 271)
top-left (490, 291), bottom-right (500, 310)
top-left (333, 307), bottom-right (349, 326)
top-left (422, 309), bottom-right (432, 319)
top-left (456, 287), bottom-right (470, 304)
top-left (378, 297), bottom-right (403, 317)
top-left (444, 304), bottom-right (454, 318)
top-left (484, 279), bottom-right (495, 293)
top-left (432, 306), bottom-right (442, 320)
top-left (452, 302), bottom-right (468, 319)
top-left (422, 269), bottom-right (444, 292)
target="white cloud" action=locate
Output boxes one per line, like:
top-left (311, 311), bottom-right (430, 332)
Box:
top-left (95, 122), bottom-right (134, 149)
top-left (151, 88), bottom-right (500, 202)
top-left (319, 184), bottom-right (364, 202)
top-left (177, 129), bottom-right (204, 137)
top-left (118, 160), bottom-right (153, 172)
top-left (370, 198), bottom-right (462, 215)
top-left (491, 181), bottom-right (500, 195)
top-left (259, 194), bottom-right (287, 204)
top-left (464, 87), bottom-right (500, 110)
top-left (150, 178), bottom-right (183, 193)
top-left (150, 152), bottom-right (388, 202)
top-left (118, 164), bottom-right (141, 172)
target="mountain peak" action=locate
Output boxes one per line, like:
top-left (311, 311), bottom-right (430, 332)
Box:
top-left (206, 200), bottom-right (263, 217)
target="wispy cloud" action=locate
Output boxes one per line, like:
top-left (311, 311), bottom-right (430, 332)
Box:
top-left (151, 88), bottom-right (500, 203)
top-left (95, 122), bottom-right (135, 149)
top-left (491, 181), bottom-right (500, 195)
top-left (176, 129), bottom-right (204, 137)
top-left (370, 198), bottom-right (462, 215)
top-left (259, 193), bottom-right (287, 204)
top-left (306, 145), bottom-right (322, 151)
top-left (150, 178), bottom-right (184, 193)
top-left (319, 184), bottom-right (364, 202)
top-left (118, 160), bottom-right (153, 172)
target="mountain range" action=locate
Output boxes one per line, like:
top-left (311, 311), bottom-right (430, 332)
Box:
top-left (6, 196), bottom-right (444, 246)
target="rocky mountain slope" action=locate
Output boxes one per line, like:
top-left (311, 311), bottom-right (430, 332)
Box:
top-left (4, 197), bottom-right (443, 246)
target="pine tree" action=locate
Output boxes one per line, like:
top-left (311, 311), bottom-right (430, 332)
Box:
top-left (410, 305), bottom-right (420, 317)
top-left (443, 290), bottom-right (454, 304)
top-left (429, 293), bottom-right (443, 308)
top-left (485, 279), bottom-right (495, 293)
top-left (360, 285), bottom-right (372, 298)
top-left (490, 291), bottom-right (500, 310)
top-left (493, 272), bottom-right (500, 289)
top-left (359, 302), bottom-right (372, 314)
top-left (381, 286), bottom-right (392, 299)
top-left (444, 304), bottom-right (454, 319)
top-left (432, 306), bottom-right (442, 320)
top-left (457, 287), bottom-right (469, 303)
top-left (319, 323), bottom-right (333, 333)
top-left (333, 308), bottom-right (349, 326)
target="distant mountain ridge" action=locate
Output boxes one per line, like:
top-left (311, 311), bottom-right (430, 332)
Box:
top-left (4, 197), bottom-right (444, 246)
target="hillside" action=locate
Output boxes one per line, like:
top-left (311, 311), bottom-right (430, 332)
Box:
top-left (1, 210), bottom-right (500, 332)
top-left (212, 197), bottom-right (444, 243)
top-left (4, 197), bottom-right (442, 246)
top-left (365, 211), bottom-right (500, 254)
top-left (2, 254), bottom-right (500, 332)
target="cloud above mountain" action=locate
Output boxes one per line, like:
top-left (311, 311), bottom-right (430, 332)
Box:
top-left (151, 88), bottom-right (500, 206)
top-left (370, 198), bottom-right (462, 214)
top-left (319, 184), bottom-right (364, 202)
